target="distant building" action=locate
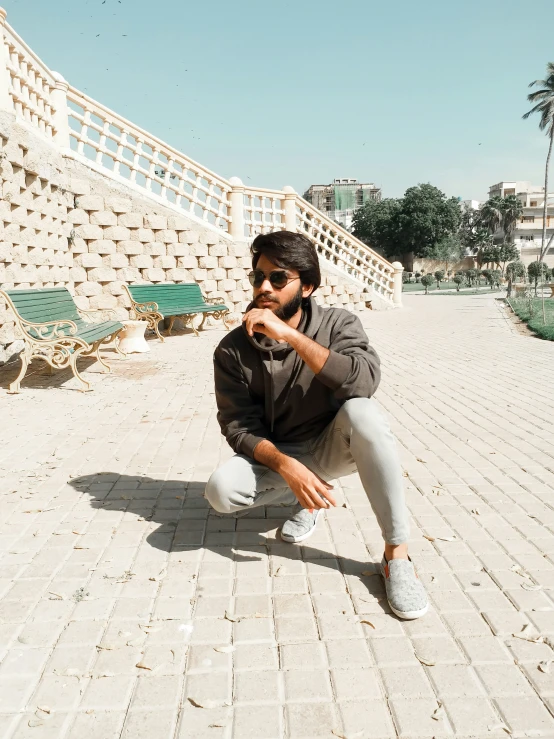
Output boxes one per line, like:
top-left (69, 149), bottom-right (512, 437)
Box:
top-left (488, 181), bottom-right (554, 262)
top-left (303, 178), bottom-right (381, 231)
top-left (460, 199), bottom-right (481, 211)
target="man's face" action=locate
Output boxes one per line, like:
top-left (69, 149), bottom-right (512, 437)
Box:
top-left (253, 255), bottom-right (312, 321)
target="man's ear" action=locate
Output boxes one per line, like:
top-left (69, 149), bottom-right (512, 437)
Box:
top-left (302, 284), bottom-right (314, 299)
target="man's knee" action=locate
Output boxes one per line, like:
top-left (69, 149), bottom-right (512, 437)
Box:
top-left (205, 468), bottom-right (234, 514)
top-left (339, 397), bottom-right (387, 436)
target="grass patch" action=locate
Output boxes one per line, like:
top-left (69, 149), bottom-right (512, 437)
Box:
top-left (424, 288), bottom-right (504, 296)
top-left (402, 280), bottom-right (497, 294)
top-left (507, 297), bottom-right (554, 340)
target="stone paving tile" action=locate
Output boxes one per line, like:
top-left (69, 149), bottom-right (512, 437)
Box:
top-left (1, 294), bottom-right (554, 737)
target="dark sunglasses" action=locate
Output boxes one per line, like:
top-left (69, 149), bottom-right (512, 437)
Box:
top-left (248, 269), bottom-right (301, 289)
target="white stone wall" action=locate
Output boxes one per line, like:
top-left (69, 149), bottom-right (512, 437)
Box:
top-left (0, 113), bottom-right (374, 363)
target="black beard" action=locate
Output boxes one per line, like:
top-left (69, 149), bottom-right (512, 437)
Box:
top-left (274, 284), bottom-right (303, 321)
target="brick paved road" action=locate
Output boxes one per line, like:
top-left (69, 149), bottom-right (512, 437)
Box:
top-left (0, 293), bottom-right (553, 738)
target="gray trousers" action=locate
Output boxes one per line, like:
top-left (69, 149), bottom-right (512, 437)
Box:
top-left (205, 397), bottom-right (410, 545)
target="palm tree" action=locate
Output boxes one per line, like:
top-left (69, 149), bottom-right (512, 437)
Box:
top-left (478, 196), bottom-right (504, 238)
top-left (523, 62), bottom-right (554, 263)
top-left (501, 194), bottom-right (523, 242)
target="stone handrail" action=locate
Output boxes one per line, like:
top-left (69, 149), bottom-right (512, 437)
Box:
top-left (295, 195), bottom-right (395, 298)
top-left (66, 86), bottom-right (233, 232)
top-left (0, 7), bottom-right (401, 306)
top-left (242, 185), bottom-right (286, 238)
top-left (0, 9), bottom-right (58, 138)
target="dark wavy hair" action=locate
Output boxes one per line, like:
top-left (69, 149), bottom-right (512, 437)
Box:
top-left (251, 231), bottom-right (321, 298)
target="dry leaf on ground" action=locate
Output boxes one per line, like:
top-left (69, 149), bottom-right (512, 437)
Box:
top-left (188, 697), bottom-right (225, 709)
top-left (423, 535), bottom-right (435, 542)
top-left (224, 611), bottom-right (240, 622)
top-left (332, 730), bottom-right (363, 739)
top-left (521, 582), bottom-right (542, 591)
top-left (415, 653), bottom-right (436, 666)
top-left (538, 660), bottom-right (553, 673)
top-left (431, 701), bottom-right (444, 721)
top-left (512, 624), bottom-right (544, 643)
top-left (361, 570), bottom-right (379, 577)
top-left (487, 723), bottom-right (511, 734)
top-left (214, 645), bottom-right (235, 653)
top-left (136, 661), bottom-right (152, 670)
top-left (360, 619), bottom-right (376, 629)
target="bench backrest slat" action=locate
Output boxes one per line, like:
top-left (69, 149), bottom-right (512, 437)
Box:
top-left (128, 283), bottom-right (205, 311)
top-left (3, 288), bottom-right (81, 324)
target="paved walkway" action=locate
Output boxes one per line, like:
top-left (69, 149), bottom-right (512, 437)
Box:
top-left (0, 293), bottom-right (553, 739)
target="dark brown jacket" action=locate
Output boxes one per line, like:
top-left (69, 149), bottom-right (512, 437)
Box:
top-left (213, 298), bottom-right (381, 457)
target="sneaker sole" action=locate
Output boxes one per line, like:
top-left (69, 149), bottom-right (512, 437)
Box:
top-left (388, 602), bottom-right (429, 620)
top-left (280, 510), bottom-right (321, 543)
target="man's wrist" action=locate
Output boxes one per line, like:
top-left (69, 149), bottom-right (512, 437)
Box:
top-left (283, 326), bottom-right (301, 347)
top-left (275, 453), bottom-right (296, 478)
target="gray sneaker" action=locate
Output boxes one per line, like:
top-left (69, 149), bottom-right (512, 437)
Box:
top-left (380, 556), bottom-right (429, 620)
top-left (281, 507), bottom-right (321, 543)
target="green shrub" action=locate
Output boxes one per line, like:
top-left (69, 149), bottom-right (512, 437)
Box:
top-left (421, 274), bottom-right (434, 294)
top-left (528, 261), bottom-right (551, 296)
top-left (434, 270), bottom-right (445, 288)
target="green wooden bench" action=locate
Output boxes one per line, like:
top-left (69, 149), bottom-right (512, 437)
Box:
top-left (0, 287), bottom-right (125, 393)
top-left (123, 283), bottom-right (231, 341)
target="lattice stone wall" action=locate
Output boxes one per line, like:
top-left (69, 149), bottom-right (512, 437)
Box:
top-left (0, 112), bottom-right (375, 364)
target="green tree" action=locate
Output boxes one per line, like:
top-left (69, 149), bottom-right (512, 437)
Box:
top-left (459, 206), bottom-right (492, 260)
top-left (479, 242), bottom-right (519, 275)
top-left (421, 274), bottom-right (434, 294)
top-left (478, 197), bottom-right (504, 236)
top-left (491, 269), bottom-right (502, 288)
top-left (353, 184), bottom-right (461, 259)
top-left (481, 269), bottom-right (493, 288)
top-left (528, 261), bottom-right (551, 296)
top-left (476, 195), bottom-right (523, 248)
top-left (351, 198), bottom-right (402, 256)
top-left (480, 244), bottom-right (498, 268)
top-left (501, 195), bottom-right (524, 242)
top-left (523, 62), bottom-right (554, 262)
top-left (465, 268), bottom-right (479, 287)
top-left (414, 272), bottom-right (422, 283)
top-left (398, 184), bottom-right (462, 257)
top-left (505, 260), bottom-right (527, 297)
top-left (497, 242), bottom-right (520, 274)
top-left (453, 275), bottom-right (464, 291)
top-left (425, 233), bottom-right (465, 272)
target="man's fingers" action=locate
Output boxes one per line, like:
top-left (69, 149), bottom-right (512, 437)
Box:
top-left (317, 485), bottom-right (336, 507)
top-left (299, 491), bottom-right (326, 510)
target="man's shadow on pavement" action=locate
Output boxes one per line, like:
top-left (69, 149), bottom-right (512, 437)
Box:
top-left (68, 471), bottom-right (389, 609)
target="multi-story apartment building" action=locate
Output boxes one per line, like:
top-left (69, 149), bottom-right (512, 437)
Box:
top-left (488, 181), bottom-right (554, 263)
top-left (303, 178), bottom-right (381, 231)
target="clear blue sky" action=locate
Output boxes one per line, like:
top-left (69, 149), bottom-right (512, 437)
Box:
top-left (4, 0), bottom-right (554, 201)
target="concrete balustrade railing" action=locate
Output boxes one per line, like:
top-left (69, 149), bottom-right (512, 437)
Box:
top-left (0, 8), bottom-right (402, 306)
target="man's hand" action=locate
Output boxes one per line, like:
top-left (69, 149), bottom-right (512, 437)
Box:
top-left (243, 308), bottom-right (294, 343)
top-left (279, 457), bottom-right (336, 510)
